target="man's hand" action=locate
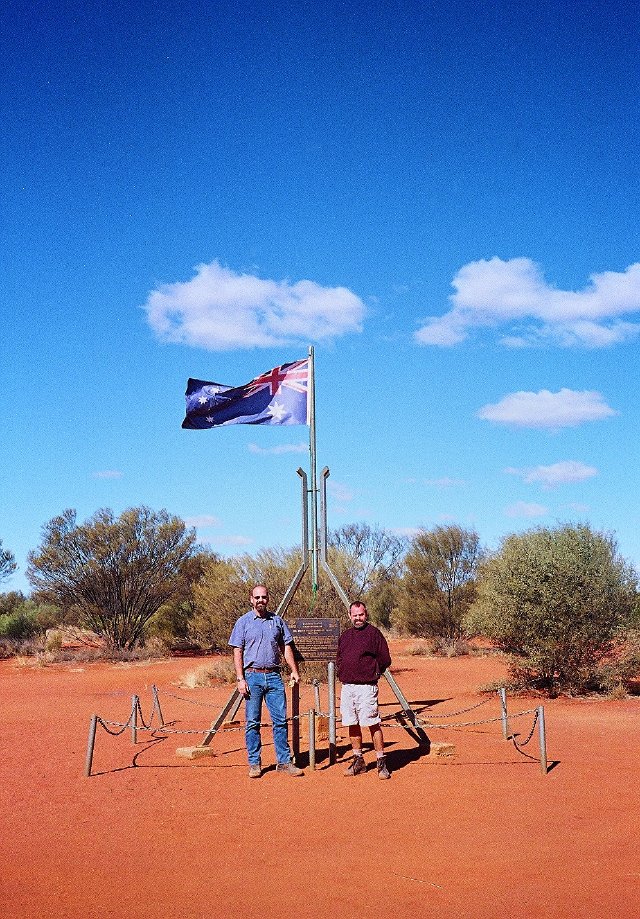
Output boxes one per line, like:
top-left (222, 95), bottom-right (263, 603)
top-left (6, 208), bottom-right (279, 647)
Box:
top-left (237, 677), bottom-right (249, 697)
top-left (288, 672), bottom-right (300, 688)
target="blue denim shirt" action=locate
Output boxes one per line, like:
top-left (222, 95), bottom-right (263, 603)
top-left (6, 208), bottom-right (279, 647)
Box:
top-left (228, 611), bottom-right (293, 668)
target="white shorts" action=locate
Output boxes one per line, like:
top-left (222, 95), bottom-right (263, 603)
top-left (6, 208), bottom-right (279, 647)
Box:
top-left (340, 683), bottom-right (380, 727)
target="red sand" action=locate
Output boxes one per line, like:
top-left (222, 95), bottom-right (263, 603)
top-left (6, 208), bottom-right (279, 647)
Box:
top-left (1, 646), bottom-right (638, 918)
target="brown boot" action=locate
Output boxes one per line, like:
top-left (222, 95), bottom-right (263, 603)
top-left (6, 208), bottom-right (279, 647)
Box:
top-left (276, 762), bottom-right (304, 776)
top-left (344, 754), bottom-right (366, 776)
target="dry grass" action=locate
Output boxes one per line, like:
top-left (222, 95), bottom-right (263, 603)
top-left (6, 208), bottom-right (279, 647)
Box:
top-left (406, 641), bottom-right (434, 657)
top-left (179, 657), bottom-right (236, 688)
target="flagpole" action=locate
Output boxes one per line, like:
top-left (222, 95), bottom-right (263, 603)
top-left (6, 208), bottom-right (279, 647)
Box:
top-left (308, 345), bottom-right (319, 592)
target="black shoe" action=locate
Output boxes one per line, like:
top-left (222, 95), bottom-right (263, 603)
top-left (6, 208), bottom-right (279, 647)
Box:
top-left (344, 754), bottom-right (366, 776)
top-left (377, 756), bottom-right (391, 780)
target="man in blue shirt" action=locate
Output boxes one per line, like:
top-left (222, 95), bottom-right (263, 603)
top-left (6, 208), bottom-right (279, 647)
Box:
top-left (229, 585), bottom-right (304, 778)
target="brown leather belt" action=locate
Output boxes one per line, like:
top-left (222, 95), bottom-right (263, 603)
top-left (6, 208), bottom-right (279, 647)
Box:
top-left (246, 666), bottom-right (280, 673)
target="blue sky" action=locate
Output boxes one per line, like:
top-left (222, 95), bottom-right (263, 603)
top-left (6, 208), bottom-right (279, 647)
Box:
top-left (2, 0), bottom-right (640, 595)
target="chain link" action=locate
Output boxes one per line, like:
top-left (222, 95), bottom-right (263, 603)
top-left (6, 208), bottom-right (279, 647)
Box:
top-left (388, 707), bottom-right (537, 731)
top-left (410, 697), bottom-right (492, 719)
top-left (510, 709), bottom-right (539, 750)
top-left (160, 690), bottom-right (222, 709)
top-left (96, 716), bottom-right (133, 737)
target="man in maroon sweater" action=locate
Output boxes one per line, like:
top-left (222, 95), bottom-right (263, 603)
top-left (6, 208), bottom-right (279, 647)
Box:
top-left (336, 601), bottom-right (392, 779)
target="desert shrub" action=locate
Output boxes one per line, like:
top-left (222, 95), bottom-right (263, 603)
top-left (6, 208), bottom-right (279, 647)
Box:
top-left (0, 609), bottom-right (40, 641)
top-left (406, 641), bottom-right (434, 656)
top-left (466, 523), bottom-right (638, 695)
top-left (432, 636), bottom-right (472, 657)
top-left (393, 525), bottom-right (483, 641)
top-left (27, 506), bottom-right (198, 650)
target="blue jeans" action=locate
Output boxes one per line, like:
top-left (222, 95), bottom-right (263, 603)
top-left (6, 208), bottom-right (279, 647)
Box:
top-left (244, 670), bottom-right (291, 766)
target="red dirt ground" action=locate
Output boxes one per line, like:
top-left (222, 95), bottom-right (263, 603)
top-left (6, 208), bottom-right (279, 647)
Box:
top-left (1, 644), bottom-right (638, 919)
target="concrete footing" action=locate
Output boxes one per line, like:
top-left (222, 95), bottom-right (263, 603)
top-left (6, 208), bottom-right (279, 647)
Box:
top-left (176, 746), bottom-right (216, 759)
top-left (429, 742), bottom-right (455, 756)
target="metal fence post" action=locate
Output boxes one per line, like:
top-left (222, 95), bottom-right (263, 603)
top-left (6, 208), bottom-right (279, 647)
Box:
top-left (84, 715), bottom-right (98, 777)
top-left (538, 705), bottom-right (548, 775)
top-left (152, 684), bottom-right (165, 727)
top-left (292, 681), bottom-right (300, 762)
top-left (328, 661), bottom-right (336, 765)
top-left (308, 708), bottom-right (316, 770)
top-left (131, 695), bottom-right (138, 744)
top-left (499, 687), bottom-right (509, 740)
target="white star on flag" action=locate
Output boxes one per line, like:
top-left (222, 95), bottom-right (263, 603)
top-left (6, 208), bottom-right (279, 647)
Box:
top-left (269, 401), bottom-right (287, 421)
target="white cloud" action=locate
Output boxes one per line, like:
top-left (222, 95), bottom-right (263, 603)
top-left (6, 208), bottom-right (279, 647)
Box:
top-left (415, 257), bottom-right (640, 348)
top-left (564, 502), bottom-right (590, 513)
top-left (506, 460), bottom-right (598, 489)
top-left (203, 534), bottom-right (253, 547)
top-left (328, 481), bottom-right (355, 502)
top-left (92, 470), bottom-right (123, 479)
top-left (143, 260), bottom-right (365, 350)
top-left (505, 501), bottom-right (548, 518)
top-left (183, 514), bottom-right (221, 528)
top-left (248, 442), bottom-right (308, 456)
top-left (478, 388), bottom-right (617, 430)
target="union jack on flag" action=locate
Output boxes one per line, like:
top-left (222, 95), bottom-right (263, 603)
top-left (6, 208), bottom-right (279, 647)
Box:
top-left (182, 359), bottom-right (309, 429)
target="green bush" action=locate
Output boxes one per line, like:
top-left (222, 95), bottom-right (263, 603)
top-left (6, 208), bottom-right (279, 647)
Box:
top-left (466, 524), bottom-right (638, 695)
top-left (0, 609), bottom-right (40, 641)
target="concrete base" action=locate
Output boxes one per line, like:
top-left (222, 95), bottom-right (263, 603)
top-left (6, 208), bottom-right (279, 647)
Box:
top-left (176, 746), bottom-right (216, 759)
top-left (429, 742), bottom-right (455, 756)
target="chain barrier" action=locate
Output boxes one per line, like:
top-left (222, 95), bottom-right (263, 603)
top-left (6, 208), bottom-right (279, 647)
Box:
top-left (410, 697), bottom-right (492, 719)
top-left (134, 697), bottom-right (157, 731)
top-left (86, 685), bottom-right (547, 776)
top-left (97, 689), bottom-right (537, 736)
top-left (96, 715), bottom-right (134, 737)
top-left (510, 709), bottom-right (539, 751)
top-left (161, 690), bottom-right (221, 709)
top-left (388, 707), bottom-right (537, 731)
top-left (98, 718), bottom-right (266, 736)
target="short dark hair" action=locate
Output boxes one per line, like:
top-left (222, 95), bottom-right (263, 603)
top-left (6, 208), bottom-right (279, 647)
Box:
top-left (349, 600), bottom-right (367, 614)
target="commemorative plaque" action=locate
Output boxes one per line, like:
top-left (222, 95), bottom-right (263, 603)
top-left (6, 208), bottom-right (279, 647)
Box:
top-left (291, 618), bottom-right (340, 661)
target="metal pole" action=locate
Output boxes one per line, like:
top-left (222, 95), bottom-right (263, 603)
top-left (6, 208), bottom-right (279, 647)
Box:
top-left (328, 660), bottom-right (336, 765)
top-left (201, 688), bottom-right (243, 747)
top-left (308, 345), bottom-right (319, 592)
top-left (84, 715), bottom-right (98, 777)
top-left (499, 687), bottom-right (509, 740)
top-left (152, 684), bottom-right (165, 727)
top-left (292, 681), bottom-right (300, 762)
top-left (319, 466), bottom-right (351, 610)
top-left (538, 706), bottom-right (548, 775)
top-left (383, 669), bottom-right (430, 745)
top-left (131, 695), bottom-right (138, 744)
top-left (313, 679), bottom-right (321, 712)
top-left (308, 708), bottom-right (316, 770)
top-left (276, 469), bottom-right (310, 618)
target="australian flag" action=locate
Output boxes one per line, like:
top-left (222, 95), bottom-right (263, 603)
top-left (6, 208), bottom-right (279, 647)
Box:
top-left (182, 358), bottom-right (309, 429)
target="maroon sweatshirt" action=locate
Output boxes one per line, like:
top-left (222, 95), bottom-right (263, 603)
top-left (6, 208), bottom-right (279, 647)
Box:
top-left (336, 623), bottom-right (392, 684)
